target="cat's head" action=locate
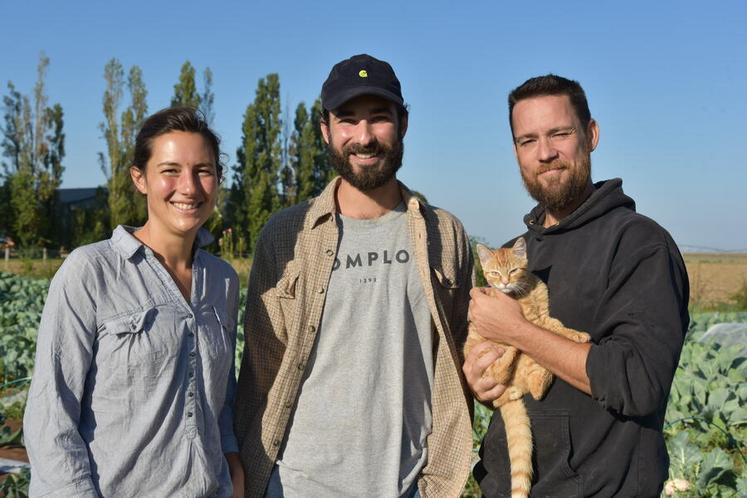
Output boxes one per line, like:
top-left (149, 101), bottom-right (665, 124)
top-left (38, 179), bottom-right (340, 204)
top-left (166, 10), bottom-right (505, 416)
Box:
top-left (476, 237), bottom-right (532, 297)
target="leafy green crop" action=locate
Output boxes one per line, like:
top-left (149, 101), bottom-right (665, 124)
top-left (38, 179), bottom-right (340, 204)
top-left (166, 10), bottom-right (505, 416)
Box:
top-left (663, 312), bottom-right (747, 496)
top-left (0, 272), bottom-right (48, 384)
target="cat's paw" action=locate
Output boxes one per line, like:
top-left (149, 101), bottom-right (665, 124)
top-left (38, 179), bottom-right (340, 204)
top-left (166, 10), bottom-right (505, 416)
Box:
top-left (507, 387), bottom-right (524, 401)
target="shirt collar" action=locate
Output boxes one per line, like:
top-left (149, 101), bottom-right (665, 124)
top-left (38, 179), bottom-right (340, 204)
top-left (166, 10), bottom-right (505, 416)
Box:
top-left (305, 176), bottom-right (425, 229)
top-left (111, 225), bottom-right (215, 260)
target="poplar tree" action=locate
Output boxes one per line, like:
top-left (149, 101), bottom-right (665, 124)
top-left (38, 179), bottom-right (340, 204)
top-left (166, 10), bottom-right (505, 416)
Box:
top-left (98, 58), bottom-right (148, 229)
top-left (171, 61), bottom-right (200, 109)
top-left (291, 102), bottom-right (316, 202)
top-left (229, 74), bottom-right (282, 251)
top-left (200, 68), bottom-right (215, 125)
top-left (0, 54), bottom-right (65, 247)
top-left (310, 98), bottom-right (335, 192)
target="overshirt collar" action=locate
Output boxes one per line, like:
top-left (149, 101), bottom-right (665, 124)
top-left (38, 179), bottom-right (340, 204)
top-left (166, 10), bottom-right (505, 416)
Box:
top-left (305, 176), bottom-right (426, 229)
top-left (110, 225), bottom-right (214, 260)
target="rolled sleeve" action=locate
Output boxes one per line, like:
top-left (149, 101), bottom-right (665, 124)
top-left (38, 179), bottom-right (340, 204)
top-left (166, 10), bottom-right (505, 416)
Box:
top-left (23, 253), bottom-right (99, 496)
top-left (586, 242), bottom-right (689, 417)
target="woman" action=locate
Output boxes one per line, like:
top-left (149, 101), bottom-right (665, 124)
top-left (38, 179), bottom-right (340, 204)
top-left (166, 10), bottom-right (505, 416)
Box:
top-left (24, 107), bottom-right (244, 497)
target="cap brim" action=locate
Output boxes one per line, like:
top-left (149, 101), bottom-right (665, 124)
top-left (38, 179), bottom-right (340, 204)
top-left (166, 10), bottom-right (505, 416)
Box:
top-left (323, 86), bottom-right (404, 111)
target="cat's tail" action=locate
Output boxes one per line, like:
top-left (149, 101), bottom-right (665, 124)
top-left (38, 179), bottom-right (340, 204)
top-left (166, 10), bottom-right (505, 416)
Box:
top-left (499, 399), bottom-right (532, 498)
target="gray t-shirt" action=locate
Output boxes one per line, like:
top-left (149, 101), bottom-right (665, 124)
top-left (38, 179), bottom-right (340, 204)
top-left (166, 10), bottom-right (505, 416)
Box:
top-left (268, 204), bottom-right (434, 497)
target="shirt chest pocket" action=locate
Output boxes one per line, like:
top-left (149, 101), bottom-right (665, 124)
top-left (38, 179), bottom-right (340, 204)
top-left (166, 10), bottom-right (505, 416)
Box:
top-left (200, 305), bottom-right (234, 363)
top-left (98, 306), bottom-right (179, 385)
top-left (271, 264), bottom-right (301, 344)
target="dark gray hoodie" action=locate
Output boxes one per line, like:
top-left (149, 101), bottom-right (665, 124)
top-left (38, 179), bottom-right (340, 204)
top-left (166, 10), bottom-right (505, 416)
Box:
top-left (475, 178), bottom-right (690, 497)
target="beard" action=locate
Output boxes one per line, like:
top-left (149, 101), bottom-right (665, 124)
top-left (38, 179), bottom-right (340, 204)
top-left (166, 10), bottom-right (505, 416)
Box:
top-left (521, 153), bottom-right (592, 214)
top-left (327, 137), bottom-right (404, 191)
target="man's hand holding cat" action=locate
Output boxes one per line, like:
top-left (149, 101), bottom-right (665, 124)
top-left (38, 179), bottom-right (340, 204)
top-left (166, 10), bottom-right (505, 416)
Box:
top-left (469, 287), bottom-right (527, 345)
top-left (469, 287), bottom-right (593, 395)
top-left (462, 341), bottom-right (508, 403)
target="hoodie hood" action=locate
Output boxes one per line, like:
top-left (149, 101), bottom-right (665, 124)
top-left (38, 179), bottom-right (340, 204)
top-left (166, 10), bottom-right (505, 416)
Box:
top-left (524, 178), bottom-right (636, 235)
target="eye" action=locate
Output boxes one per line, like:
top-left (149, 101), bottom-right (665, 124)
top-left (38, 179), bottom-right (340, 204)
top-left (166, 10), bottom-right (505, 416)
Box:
top-left (161, 168), bottom-right (179, 176)
top-left (551, 128), bottom-right (575, 141)
top-left (371, 114), bottom-right (393, 123)
top-left (197, 168), bottom-right (215, 177)
top-left (517, 138), bottom-right (536, 147)
top-left (508, 269), bottom-right (517, 275)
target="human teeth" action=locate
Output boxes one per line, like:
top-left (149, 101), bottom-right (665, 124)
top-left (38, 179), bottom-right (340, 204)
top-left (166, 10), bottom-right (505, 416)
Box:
top-left (355, 153), bottom-right (375, 158)
top-left (173, 202), bottom-right (199, 210)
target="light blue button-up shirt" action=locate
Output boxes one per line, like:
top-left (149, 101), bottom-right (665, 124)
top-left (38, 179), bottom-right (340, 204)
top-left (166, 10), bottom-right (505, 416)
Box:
top-left (24, 226), bottom-right (239, 497)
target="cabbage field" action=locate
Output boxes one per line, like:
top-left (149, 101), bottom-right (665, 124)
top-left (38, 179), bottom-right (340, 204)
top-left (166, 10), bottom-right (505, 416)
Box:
top-left (1, 271), bottom-right (746, 497)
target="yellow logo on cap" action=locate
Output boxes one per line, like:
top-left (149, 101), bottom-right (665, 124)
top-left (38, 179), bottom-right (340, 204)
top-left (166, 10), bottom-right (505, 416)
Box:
top-left (359, 70), bottom-right (368, 78)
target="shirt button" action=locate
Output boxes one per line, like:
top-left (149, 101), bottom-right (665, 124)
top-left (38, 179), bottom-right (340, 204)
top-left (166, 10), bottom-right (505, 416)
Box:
top-left (285, 401), bottom-right (293, 408)
top-left (325, 249), bottom-right (334, 256)
top-left (190, 352), bottom-right (196, 357)
top-left (188, 392), bottom-right (194, 397)
top-left (272, 440), bottom-right (280, 447)
top-left (189, 371), bottom-right (194, 378)
top-left (308, 325), bottom-right (316, 333)
top-left (187, 313), bottom-right (193, 319)
top-left (187, 412), bottom-right (193, 417)
top-left (318, 287), bottom-right (325, 294)
top-left (297, 362), bottom-right (305, 370)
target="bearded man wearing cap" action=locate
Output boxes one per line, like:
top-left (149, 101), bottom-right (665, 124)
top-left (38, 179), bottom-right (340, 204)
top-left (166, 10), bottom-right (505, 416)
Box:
top-left (233, 54), bottom-right (474, 498)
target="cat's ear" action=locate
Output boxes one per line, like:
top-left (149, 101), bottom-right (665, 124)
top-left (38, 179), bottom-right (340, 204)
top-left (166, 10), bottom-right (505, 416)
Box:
top-left (512, 237), bottom-right (527, 258)
top-left (476, 244), bottom-right (494, 268)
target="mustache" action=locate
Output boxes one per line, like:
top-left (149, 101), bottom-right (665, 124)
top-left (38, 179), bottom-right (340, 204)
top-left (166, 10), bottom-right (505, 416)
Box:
top-left (344, 142), bottom-right (384, 156)
top-left (536, 160), bottom-right (569, 175)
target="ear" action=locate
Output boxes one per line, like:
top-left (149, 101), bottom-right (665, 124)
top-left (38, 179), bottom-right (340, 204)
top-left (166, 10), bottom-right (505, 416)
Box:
top-left (130, 166), bottom-right (147, 195)
top-left (587, 118), bottom-right (599, 152)
top-left (320, 118), bottom-right (331, 145)
top-left (512, 237), bottom-right (527, 258)
top-left (476, 244), bottom-right (494, 268)
top-left (398, 112), bottom-right (408, 139)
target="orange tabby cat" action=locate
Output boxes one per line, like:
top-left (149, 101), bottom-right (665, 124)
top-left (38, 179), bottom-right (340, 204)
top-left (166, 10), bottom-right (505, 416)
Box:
top-left (465, 237), bottom-right (590, 498)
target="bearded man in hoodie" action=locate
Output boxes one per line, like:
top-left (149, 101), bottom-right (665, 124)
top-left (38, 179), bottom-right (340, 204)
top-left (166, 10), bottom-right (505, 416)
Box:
top-left (464, 75), bottom-right (690, 497)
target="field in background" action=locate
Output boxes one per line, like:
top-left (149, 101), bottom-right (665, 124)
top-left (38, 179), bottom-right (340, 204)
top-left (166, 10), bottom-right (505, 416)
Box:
top-left (684, 253), bottom-right (747, 310)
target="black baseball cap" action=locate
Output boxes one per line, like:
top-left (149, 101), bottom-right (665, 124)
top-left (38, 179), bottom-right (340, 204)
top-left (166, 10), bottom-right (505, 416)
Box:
top-left (321, 54), bottom-right (404, 112)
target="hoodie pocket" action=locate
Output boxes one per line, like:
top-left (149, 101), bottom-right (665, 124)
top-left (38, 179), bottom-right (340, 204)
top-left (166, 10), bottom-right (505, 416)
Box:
top-left (478, 409), bottom-right (582, 497)
top-left (530, 410), bottom-right (582, 497)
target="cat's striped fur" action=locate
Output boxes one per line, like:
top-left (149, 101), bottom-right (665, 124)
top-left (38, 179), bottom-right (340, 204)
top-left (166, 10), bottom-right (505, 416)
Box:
top-left (465, 237), bottom-right (590, 497)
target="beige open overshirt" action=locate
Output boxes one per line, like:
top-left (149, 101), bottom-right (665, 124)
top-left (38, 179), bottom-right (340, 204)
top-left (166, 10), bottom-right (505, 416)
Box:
top-left (234, 178), bottom-right (474, 498)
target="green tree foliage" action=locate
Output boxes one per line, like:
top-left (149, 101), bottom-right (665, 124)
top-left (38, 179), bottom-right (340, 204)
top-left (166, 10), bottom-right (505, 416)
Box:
top-left (0, 54), bottom-right (65, 247)
top-left (292, 98), bottom-right (332, 203)
top-left (200, 67), bottom-right (215, 126)
top-left (98, 59), bottom-right (148, 230)
top-left (171, 62), bottom-right (215, 127)
top-left (171, 61), bottom-right (200, 109)
top-left (229, 74), bottom-right (282, 251)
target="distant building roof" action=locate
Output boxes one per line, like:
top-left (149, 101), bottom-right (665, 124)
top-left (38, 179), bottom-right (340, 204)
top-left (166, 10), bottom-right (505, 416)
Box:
top-left (56, 187), bottom-right (103, 206)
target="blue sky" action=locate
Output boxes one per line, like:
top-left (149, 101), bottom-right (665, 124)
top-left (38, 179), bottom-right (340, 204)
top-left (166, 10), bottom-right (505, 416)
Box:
top-left (2, 0), bottom-right (746, 251)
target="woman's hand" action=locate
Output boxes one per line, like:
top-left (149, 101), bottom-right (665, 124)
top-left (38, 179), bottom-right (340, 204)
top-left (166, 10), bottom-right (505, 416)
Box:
top-left (225, 452), bottom-right (245, 498)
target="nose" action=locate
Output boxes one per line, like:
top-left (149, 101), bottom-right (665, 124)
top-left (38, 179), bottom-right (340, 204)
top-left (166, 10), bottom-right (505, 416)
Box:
top-left (178, 170), bottom-right (199, 195)
top-left (354, 120), bottom-right (375, 147)
top-left (537, 136), bottom-right (559, 162)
